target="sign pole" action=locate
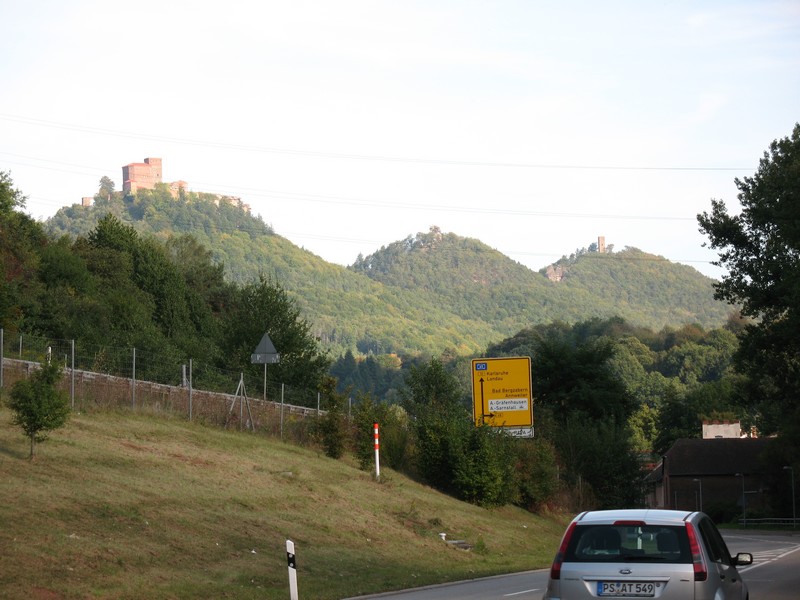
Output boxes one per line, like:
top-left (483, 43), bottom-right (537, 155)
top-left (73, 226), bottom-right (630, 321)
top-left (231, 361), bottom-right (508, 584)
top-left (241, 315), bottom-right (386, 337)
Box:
top-left (251, 332), bottom-right (280, 403)
top-left (286, 539), bottom-right (298, 600)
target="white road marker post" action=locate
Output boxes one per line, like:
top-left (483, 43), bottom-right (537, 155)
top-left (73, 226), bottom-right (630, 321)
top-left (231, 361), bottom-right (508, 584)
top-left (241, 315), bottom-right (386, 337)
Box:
top-left (374, 422), bottom-right (380, 482)
top-left (286, 539), bottom-right (298, 600)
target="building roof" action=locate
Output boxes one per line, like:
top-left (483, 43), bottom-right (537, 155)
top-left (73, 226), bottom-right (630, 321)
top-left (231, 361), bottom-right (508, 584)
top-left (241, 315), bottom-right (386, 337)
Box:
top-left (645, 437), bottom-right (773, 482)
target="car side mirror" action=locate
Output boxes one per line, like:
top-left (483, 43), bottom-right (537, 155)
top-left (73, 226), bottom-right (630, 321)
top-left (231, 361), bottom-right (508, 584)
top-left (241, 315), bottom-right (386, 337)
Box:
top-left (734, 552), bottom-right (753, 566)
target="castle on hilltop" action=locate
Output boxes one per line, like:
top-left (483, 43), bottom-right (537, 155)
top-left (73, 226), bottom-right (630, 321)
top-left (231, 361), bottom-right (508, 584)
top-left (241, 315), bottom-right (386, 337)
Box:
top-left (81, 157), bottom-right (250, 212)
top-left (122, 157), bottom-right (187, 197)
top-left (545, 236), bottom-right (608, 282)
top-left (81, 157), bottom-right (250, 213)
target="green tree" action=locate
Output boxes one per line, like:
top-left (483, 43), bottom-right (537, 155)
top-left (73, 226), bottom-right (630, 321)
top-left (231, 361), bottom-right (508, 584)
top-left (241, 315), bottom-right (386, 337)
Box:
top-left (317, 376), bottom-right (348, 459)
top-left (531, 335), bottom-right (634, 424)
top-left (0, 170), bottom-right (26, 213)
top-left (352, 393), bottom-right (411, 472)
top-left (8, 362), bottom-right (70, 459)
top-left (402, 357), bottom-right (470, 494)
top-left (697, 123), bottom-right (800, 439)
top-left (628, 403), bottom-right (659, 455)
top-left (652, 378), bottom-right (746, 454)
top-left (221, 275), bottom-right (330, 391)
top-left (453, 424), bottom-right (516, 507)
top-left (512, 438), bottom-right (559, 511)
top-left (501, 322), bottom-right (641, 508)
top-left (400, 357), bottom-right (516, 506)
top-left (0, 171), bottom-right (47, 332)
top-left (98, 176), bottom-right (115, 200)
top-left (557, 416), bottom-right (642, 509)
top-left (88, 213), bottom-right (139, 251)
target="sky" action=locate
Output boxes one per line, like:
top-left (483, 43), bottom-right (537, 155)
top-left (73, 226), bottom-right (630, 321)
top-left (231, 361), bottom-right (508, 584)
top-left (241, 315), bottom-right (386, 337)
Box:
top-left (1, 1), bottom-right (798, 280)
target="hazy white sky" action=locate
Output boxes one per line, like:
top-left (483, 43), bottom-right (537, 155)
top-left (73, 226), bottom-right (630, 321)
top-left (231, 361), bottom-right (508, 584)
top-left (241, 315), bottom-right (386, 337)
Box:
top-left (2, 1), bottom-right (798, 279)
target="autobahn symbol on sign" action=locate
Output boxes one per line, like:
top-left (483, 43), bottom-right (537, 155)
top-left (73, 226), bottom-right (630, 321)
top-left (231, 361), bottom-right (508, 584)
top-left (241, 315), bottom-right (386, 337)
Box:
top-left (471, 356), bottom-right (533, 437)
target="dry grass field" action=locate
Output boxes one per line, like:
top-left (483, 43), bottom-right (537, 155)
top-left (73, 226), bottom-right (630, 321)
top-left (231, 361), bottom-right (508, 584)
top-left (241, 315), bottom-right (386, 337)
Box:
top-left (0, 406), bottom-right (565, 599)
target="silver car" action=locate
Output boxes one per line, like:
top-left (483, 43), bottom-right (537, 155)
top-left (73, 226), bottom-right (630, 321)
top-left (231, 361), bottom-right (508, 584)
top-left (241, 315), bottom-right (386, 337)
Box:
top-left (543, 509), bottom-right (752, 599)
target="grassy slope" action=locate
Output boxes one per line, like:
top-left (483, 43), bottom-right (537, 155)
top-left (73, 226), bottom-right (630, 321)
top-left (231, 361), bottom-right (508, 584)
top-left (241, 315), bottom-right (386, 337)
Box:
top-left (0, 408), bottom-right (565, 600)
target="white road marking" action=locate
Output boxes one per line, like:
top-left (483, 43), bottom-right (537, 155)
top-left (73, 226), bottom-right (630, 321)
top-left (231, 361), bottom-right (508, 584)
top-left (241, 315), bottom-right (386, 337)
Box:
top-left (739, 545), bottom-right (800, 573)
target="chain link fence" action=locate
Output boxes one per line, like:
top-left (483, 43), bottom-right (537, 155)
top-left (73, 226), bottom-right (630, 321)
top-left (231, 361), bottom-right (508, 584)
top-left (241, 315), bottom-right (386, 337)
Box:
top-left (0, 329), bottom-right (333, 443)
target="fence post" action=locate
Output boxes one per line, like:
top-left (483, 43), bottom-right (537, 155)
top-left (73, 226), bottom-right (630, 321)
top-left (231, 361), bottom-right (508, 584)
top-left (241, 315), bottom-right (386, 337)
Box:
top-left (0, 327), bottom-right (4, 390)
top-left (188, 358), bottom-right (193, 421)
top-left (132, 347), bottom-right (136, 409)
top-left (280, 383), bottom-right (285, 440)
top-left (70, 339), bottom-right (75, 410)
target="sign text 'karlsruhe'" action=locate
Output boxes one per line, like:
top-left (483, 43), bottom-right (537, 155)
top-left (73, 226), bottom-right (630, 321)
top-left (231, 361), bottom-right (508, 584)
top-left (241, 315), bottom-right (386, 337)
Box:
top-left (471, 356), bottom-right (533, 436)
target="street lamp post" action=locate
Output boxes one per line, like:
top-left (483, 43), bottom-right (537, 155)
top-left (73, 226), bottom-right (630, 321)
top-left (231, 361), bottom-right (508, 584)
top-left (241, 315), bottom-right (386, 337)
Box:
top-left (736, 473), bottom-right (746, 527)
top-left (784, 466), bottom-right (796, 528)
top-left (693, 478), bottom-right (703, 512)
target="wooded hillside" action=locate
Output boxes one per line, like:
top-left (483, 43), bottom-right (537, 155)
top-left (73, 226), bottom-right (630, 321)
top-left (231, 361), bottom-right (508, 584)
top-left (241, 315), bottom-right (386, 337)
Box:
top-left (46, 184), bottom-right (732, 358)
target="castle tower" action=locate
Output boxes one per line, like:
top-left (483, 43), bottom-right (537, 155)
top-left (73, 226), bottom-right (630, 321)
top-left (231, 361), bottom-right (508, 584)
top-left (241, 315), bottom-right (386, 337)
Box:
top-left (122, 157), bottom-right (163, 194)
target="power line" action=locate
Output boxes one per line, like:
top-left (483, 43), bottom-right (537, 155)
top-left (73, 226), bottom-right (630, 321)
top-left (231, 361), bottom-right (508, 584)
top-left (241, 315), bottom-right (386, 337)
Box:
top-left (2, 152), bottom-right (699, 222)
top-left (0, 113), bottom-right (754, 171)
top-left (282, 230), bottom-right (718, 267)
top-left (0, 134), bottom-right (725, 269)
top-left (15, 187), bottom-right (719, 268)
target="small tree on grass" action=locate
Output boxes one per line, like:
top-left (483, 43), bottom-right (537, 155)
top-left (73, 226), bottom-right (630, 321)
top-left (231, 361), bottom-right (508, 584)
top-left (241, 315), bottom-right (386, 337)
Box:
top-left (8, 362), bottom-right (70, 459)
top-left (317, 376), bottom-right (348, 459)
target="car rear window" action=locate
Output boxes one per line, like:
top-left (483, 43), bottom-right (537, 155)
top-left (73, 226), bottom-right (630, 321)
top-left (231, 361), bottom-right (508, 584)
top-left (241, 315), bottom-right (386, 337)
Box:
top-left (564, 524), bottom-right (691, 563)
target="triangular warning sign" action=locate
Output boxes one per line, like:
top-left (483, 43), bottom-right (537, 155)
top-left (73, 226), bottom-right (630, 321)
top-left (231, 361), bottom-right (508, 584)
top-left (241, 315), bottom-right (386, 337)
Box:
top-left (251, 333), bottom-right (280, 364)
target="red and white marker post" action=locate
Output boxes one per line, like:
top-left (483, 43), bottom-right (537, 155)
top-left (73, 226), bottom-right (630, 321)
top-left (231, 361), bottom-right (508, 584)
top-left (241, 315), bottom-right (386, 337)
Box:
top-left (374, 422), bottom-right (380, 481)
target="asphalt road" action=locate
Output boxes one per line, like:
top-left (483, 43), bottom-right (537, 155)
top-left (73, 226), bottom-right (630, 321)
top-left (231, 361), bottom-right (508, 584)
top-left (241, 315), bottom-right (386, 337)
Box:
top-left (344, 529), bottom-right (800, 600)
top-left (343, 569), bottom-right (549, 600)
top-left (727, 529), bottom-right (800, 599)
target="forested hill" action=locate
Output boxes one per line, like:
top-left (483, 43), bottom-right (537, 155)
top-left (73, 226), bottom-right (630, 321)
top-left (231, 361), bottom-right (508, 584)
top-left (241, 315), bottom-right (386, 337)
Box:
top-left (351, 227), bottom-right (730, 333)
top-left (47, 187), bottom-right (732, 357)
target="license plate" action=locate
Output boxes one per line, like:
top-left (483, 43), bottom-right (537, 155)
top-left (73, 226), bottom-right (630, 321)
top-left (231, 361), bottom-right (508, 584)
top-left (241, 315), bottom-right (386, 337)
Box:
top-left (597, 581), bottom-right (655, 597)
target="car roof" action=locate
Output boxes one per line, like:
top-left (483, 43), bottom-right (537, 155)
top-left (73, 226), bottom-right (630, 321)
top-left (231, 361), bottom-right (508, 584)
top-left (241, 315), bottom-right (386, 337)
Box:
top-left (573, 509), bottom-right (698, 526)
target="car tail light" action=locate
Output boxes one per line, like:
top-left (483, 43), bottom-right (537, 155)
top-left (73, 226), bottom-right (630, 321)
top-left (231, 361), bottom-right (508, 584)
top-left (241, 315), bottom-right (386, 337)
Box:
top-left (550, 521), bottom-right (577, 580)
top-left (684, 522), bottom-right (708, 581)
top-left (613, 520), bottom-right (645, 526)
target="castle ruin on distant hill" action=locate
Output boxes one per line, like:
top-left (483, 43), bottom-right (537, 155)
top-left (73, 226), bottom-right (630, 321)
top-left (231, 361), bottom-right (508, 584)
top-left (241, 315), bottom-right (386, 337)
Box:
top-left (545, 236), bottom-right (608, 282)
top-left (115, 157), bottom-right (249, 212)
top-left (122, 157), bottom-right (188, 197)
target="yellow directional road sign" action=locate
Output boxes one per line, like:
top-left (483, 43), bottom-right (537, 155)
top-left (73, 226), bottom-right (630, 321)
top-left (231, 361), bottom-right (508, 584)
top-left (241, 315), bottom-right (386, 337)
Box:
top-left (471, 357), bottom-right (533, 431)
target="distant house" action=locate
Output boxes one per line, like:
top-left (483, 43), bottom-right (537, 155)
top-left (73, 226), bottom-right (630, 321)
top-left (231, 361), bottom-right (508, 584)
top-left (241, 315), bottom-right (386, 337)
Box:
top-left (644, 437), bottom-right (773, 515)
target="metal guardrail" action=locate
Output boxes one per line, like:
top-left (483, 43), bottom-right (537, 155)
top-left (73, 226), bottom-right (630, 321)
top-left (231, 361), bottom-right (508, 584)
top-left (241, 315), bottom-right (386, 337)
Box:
top-left (739, 518), bottom-right (798, 527)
